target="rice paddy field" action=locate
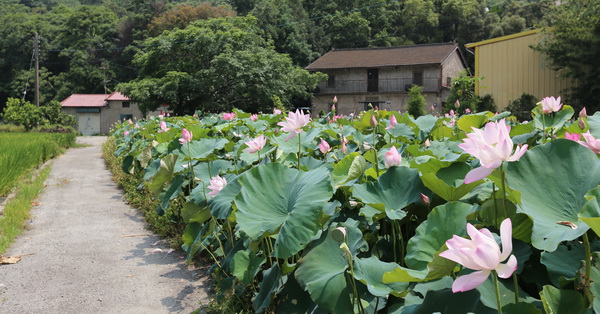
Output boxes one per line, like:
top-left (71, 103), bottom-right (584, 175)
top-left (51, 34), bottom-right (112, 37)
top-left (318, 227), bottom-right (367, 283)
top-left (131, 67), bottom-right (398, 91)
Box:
top-left (0, 132), bottom-right (75, 197)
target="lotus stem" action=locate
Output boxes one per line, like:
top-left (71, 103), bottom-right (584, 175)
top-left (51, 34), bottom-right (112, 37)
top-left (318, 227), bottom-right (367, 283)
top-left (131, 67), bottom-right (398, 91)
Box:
top-left (493, 272), bottom-right (503, 314)
top-left (584, 232), bottom-right (593, 304)
top-left (513, 272), bottom-right (519, 303)
top-left (391, 221), bottom-right (397, 262)
top-left (187, 142), bottom-right (195, 193)
top-left (492, 183), bottom-right (499, 228)
top-left (500, 166), bottom-right (508, 219)
top-left (297, 132), bottom-right (302, 170)
top-left (542, 114), bottom-right (546, 143)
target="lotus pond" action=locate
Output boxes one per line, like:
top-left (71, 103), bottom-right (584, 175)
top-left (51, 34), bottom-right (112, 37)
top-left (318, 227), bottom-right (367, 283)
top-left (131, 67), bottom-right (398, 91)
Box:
top-left (111, 100), bottom-right (600, 313)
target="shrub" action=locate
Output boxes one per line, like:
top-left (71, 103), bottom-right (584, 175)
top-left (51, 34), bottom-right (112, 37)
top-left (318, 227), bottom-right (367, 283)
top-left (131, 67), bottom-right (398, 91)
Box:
top-left (507, 93), bottom-right (537, 121)
top-left (407, 85), bottom-right (426, 118)
top-left (1, 98), bottom-right (76, 131)
top-left (477, 94), bottom-right (497, 113)
top-left (445, 71), bottom-right (481, 114)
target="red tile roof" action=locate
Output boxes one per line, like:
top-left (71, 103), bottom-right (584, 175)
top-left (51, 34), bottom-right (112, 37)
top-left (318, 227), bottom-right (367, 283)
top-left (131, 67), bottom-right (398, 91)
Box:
top-left (61, 94), bottom-right (108, 107)
top-left (306, 43), bottom-right (460, 70)
top-left (105, 91), bottom-right (130, 101)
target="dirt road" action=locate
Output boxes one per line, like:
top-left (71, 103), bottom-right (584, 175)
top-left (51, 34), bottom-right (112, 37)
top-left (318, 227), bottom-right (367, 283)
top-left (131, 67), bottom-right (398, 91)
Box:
top-left (0, 136), bottom-right (209, 313)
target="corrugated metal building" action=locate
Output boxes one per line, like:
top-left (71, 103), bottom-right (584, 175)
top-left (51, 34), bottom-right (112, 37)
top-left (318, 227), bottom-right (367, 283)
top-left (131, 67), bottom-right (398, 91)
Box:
top-left (466, 29), bottom-right (576, 110)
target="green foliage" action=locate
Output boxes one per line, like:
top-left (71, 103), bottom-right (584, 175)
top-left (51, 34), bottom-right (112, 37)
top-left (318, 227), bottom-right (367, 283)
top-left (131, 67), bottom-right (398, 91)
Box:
top-left (1, 98), bottom-right (76, 130)
top-left (118, 16), bottom-right (325, 115)
top-left (507, 93), bottom-right (538, 122)
top-left (445, 71), bottom-right (481, 114)
top-left (534, 0), bottom-right (600, 113)
top-left (407, 85), bottom-right (426, 118)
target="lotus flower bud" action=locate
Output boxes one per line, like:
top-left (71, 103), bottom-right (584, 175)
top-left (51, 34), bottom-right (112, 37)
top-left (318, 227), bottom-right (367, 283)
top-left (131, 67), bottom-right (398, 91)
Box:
top-left (579, 118), bottom-right (586, 130)
top-left (420, 193), bottom-right (430, 206)
top-left (580, 107), bottom-right (588, 118)
top-left (455, 100), bottom-right (460, 108)
top-left (333, 95), bottom-right (338, 103)
top-left (370, 114), bottom-right (377, 127)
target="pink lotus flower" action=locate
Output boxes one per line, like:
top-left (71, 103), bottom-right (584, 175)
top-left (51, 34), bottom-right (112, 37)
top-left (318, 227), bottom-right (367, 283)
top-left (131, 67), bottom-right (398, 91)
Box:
top-left (207, 175), bottom-right (227, 196)
top-left (565, 132), bottom-right (581, 141)
top-left (370, 114), bottom-right (378, 127)
top-left (440, 218), bottom-right (517, 292)
top-left (250, 114), bottom-right (258, 121)
top-left (179, 128), bottom-right (193, 145)
top-left (465, 108), bottom-right (471, 114)
top-left (578, 131), bottom-right (600, 154)
top-left (425, 139), bottom-right (431, 147)
top-left (580, 107), bottom-right (588, 118)
top-left (540, 96), bottom-right (562, 114)
top-left (273, 108), bottom-right (282, 115)
top-left (135, 123), bottom-right (140, 129)
top-left (384, 146), bottom-right (402, 168)
top-left (223, 112), bottom-right (236, 120)
top-left (277, 109), bottom-right (310, 141)
top-left (333, 95), bottom-right (338, 104)
top-left (124, 131), bottom-right (129, 136)
top-left (158, 121), bottom-right (170, 133)
top-left (318, 138), bottom-right (331, 154)
top-left (341, 136), bottom-right (348, 154)
top-left (127, 119), bottom-right (133, 125)
top-left (458, 119), bottom-right (528, 183)
top-left (386, 115), bottom-right (397, 130)
top-left (244, 135), bottom-right (267, 153)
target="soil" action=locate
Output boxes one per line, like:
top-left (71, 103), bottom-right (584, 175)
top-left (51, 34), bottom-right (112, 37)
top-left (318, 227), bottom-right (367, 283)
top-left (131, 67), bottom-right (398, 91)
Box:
top-left (0, 136), bottom-right (209, 313)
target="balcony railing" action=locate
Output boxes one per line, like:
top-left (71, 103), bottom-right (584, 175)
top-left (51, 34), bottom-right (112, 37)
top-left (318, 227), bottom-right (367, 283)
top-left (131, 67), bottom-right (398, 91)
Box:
top-left (315, 77), bottom-right (441, 94)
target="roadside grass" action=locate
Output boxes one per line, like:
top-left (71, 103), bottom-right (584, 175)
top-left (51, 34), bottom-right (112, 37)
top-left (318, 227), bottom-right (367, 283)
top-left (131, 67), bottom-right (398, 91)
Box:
top-left (0, 132), bottom-right (75, 197)
top-left (0, 166), bottom-right (51, 254)
top-left (102, 138), bottom-right (185, 247)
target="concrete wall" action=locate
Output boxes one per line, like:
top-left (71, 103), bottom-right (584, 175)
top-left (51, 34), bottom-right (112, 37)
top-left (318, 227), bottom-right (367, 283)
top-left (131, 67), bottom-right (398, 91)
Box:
top-left (100, 100), bottom-right (144, 134)
top-left (312, 92), bottom-right (443, 117)
top-left (442, 51), bottom-right (467, 86)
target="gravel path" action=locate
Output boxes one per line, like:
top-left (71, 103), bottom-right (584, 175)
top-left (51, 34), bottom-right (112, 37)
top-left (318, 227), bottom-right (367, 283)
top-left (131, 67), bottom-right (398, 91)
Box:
top-left (0, 136), bottom-right (209, 313)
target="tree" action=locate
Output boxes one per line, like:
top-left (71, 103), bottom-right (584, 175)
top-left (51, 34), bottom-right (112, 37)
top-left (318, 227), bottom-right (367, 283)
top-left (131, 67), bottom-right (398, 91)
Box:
top-left (118, 16), bottom-right (326, 115)
top-left (445, 70), bottom-right (481, 114)
top-left (534, 0), bottom-right (600, 113)
top-left (407, 85), bottom-right (426, 118)
top-left (147, 2), bottom-right (236, 37)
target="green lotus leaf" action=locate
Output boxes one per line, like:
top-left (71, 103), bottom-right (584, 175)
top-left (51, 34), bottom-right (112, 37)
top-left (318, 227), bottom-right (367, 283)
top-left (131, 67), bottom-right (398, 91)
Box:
top-left (353, 256), bottom-right (410, 297)
top-left (185, 138), bottom-right (229, 159)
top-left (457, 112), bottom-right (492, 133)
top-left (208, 174), bottom-right (241, 219)
top-left (578, 187), bottom-right (600, 238)
top-left (421, 163), bottom-right (482, 201)
top-left (588, 111), bottom-right (600, 138)
top-left (148, 154), bottom-right (178, 196)
top-left (252, 264), bottom-right (283, 313)
top-left (295, 220), bottom-right (368, 313)
top-left (353, 166), bottom-right (426, 221)
top-left (532, 105), bottom-right (574, 131)
top-left (541, 242), bottom-right (586, 287)
top-left (405, 201), bottom-right (477, 270)
top-left (231, 250), bottom-right (266, 285)
top-left (332, 152), bottom-right (366, 186)
top-left (181, 201), bottom-right (211, 224)
top-left (506, 140), bottom-right (600, 251)
top-left (540, 285), bottom-right (586, 314)
top-left (234, 163), bottom-right (333, 259)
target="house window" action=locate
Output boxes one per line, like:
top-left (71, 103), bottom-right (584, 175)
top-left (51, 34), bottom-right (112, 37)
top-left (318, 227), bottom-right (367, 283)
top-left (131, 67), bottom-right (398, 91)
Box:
top-left (327, 75), bottom-right (335, 87)
top-left (122, 101), bottom-right (130, 108)
top-left (413, 71), bottom-right (423, 86)
top-left (447, 77), bottom-right (452, 86)
top-left (120, 114), bottom-right (133, 121)
top-left (367, 69), bottom-right (379, 92)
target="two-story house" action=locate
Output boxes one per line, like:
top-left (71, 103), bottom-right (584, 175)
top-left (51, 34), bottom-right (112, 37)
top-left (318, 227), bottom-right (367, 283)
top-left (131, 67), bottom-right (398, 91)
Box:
top-left (306, 43), bottom-right (467, 116)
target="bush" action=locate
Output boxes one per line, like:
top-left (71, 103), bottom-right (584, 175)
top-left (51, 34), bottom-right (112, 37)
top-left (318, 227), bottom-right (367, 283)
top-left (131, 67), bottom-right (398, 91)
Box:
top-left (445, 71), bottom-right (481, 114)
top-left (407, 85), bottom-right (426, 118)
top-left (507, 93), bottom-right (537, 121)
top-left (1, 98), bottom-right (76, 131)
top-left (477, 94), bottom-right (497, 113)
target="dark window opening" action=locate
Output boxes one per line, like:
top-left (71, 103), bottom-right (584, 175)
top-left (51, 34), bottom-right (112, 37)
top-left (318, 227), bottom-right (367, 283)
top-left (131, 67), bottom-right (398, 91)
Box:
top-left (327, 75), bottom-right (335, 87)
top-left (413, 71), bottom-right (423, 86)
top-left (120, 114), bottom-right (133, 121)
top-left (367, 69), bottom-right (379, 92)
top-left (122, 101), bottom-right (130, 108)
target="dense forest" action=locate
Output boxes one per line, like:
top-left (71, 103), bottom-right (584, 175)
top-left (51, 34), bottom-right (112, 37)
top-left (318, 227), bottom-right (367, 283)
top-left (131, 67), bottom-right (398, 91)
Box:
top-left (0, 0), bottom-right (576, 113)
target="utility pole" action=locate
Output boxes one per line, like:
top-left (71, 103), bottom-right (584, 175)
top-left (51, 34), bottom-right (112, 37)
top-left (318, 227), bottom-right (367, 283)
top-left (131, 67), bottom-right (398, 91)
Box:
top-left (34, 31), bottom-right (40, 107)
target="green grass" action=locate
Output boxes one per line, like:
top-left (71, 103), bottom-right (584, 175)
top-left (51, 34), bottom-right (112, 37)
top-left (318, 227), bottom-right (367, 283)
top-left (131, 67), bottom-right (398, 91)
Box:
top-left (0, 132), bottom-right (75, 197)
top-left (0, 166), bottom-right (51, 254)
